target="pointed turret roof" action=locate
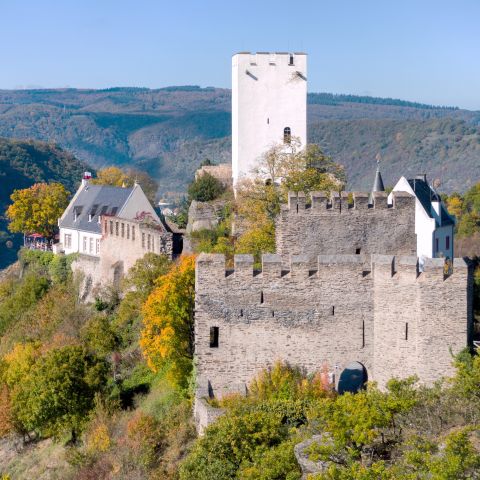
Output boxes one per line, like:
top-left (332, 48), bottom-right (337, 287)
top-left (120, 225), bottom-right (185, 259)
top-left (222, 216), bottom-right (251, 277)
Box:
top-left (369, 160), bottom-right (385, 203)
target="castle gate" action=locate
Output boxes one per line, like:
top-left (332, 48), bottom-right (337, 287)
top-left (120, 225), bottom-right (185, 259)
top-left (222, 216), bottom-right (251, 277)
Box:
top-left (338, 362), bottom-right (368, 394)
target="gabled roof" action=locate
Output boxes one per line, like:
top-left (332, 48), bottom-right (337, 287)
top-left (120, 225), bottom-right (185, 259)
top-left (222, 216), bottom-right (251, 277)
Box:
top-left (59, 184), bottom-right (135, 234)
top-left (407, 178), bottom-right (454, 227)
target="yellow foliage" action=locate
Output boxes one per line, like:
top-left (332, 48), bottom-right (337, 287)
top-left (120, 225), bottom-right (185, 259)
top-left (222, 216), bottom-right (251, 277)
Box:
top-left (2, 342), bottom-right (41, 388)
top-left (446, 195), bottom-right (463, 219)
top-left (6, 183), bottom-right (70, 239)
top-left (140, 255), bottom-right (196, 389)
top-left (86, 423), bottom-right (111, 454)
top-left (91, 166), bottom-right (128, 187)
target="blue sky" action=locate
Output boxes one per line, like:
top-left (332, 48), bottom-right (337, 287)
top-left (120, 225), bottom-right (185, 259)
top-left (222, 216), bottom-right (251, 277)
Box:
top-left (0, 0), bottom-right (479, 109)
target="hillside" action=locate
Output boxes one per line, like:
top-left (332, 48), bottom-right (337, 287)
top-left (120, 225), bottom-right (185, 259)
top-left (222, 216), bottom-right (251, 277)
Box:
top-left (0, 138), bottom-right (90, 269)
top-left (0, 88), bottom-right (478, 196)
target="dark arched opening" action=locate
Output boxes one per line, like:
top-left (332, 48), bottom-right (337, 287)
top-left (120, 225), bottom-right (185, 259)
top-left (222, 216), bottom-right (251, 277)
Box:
top-left (338, 362), bottom-right (368, 394)
top-left (283, 127), bottom-right (291, 144)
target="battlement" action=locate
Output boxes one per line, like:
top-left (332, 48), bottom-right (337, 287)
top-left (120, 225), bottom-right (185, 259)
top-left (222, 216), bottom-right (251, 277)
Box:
top-left (285, 190), bottom-right (414, 213)
top-left (276, 191), bottom-right (417, 258)
top-left (196, 253), bottom-right (468, 281)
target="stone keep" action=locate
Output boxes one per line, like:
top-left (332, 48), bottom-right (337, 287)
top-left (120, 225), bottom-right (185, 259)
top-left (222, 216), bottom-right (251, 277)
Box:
top-left (195, 253), bottom-right (472, 399)
top-left (232, 52), bottom-right (307, 185)
top-left (276, 191), bottom-right (417, 260)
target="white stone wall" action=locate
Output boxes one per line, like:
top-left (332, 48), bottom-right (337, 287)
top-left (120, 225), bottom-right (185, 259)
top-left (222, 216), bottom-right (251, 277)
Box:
top-left (390, 176), bottom-right (454, 259)
top-left (59, 227), bottom-right (101, 257)
top-left (232, 52), bottom-right (307, 185)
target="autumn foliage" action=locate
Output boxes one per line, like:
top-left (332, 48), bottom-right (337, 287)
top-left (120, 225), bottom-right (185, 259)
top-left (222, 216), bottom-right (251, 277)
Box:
top-left (6, 182), bottom-right (69, 239)
top-left (140, 255), bottom-right (196, 390)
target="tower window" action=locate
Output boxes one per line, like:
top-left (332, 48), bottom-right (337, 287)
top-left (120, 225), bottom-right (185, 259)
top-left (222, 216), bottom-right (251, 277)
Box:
top-left (405, 323), bottom-right (409, 340)
top-left (260, 291), bottom-right (264, 304)
top-left (362, 320), bottom-right (365, 348)
top-left (356, 248), bottom-right (361, 254)
top-left (289, 54), bottom-right (294, 65)
top-left (331, 306), bottom-right (335, 316)
top-left (284, 127), bottom-right (291, 144)
top-left (210, 327), bottom-right (219, 348)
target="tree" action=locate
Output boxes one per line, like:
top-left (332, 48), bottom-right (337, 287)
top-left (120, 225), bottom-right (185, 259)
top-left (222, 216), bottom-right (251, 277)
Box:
top-left (10, 345), bottom-right (108, 442)
top-left (6, 183), bottom-right (69, 240)
top-left (140, 255), bottom-right (195, 390)
top-left (188, 172), bottom-right (225, 202)
top-left (235, 140), bottom-right (345, 261)
top-left (92, 166), bottom-right (159, 205)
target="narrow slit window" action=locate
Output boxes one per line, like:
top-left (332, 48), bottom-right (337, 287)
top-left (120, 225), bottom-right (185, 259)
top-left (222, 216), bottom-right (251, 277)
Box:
top-left (289, 54), bottom-right (294, 65)
top-left (109, 221), bottom-right (113, 235)
top-left (121, 223), bottom-right (125, 238)
top-left (115, 222), bottom-right (119, 236)
top-left (209, 327), bottom-right (219, 348)
top-left (132, 226), bottom-right (135, 241)
top-left (331, 306), bottom-right (335, 316)
top-left (260, 291), bottom-right (264, 304)
top-left (405, 323), bottom-right (409, 340)
top-left (127, 224), bottom-right (130, 239)
top-left (272, 310), bottom-right (275, 317)
top-left (284, 127), bottom-right (291, 144)
top-left (240, 309), bottom-right (243, 317)
top-left (362, 320), bottom-right (365, 348)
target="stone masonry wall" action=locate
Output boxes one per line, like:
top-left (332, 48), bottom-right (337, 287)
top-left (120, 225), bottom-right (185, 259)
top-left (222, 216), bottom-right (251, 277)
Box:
top-left (195, 253), bottom-right (472, 400)
top-left (276, 191), bottom-right (416, 261)
top-left (99, 215), bottom-right (173, 284)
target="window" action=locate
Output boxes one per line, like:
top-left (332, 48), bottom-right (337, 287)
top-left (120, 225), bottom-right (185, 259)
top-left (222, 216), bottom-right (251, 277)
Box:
top-left (142, 233), bottom-right (146, 248)
top-left (121, 223), bottom-right (125, 238)
top-left (115, 222), bottom-right (119, 236)
top-left (362, 320), bottom-right (365, 348)
top-left (435, 238), bottom-right (439, 252)
top-left (147, 234), bottom-right (151, 250)
top-left (89, 237), bottom-right (93, 254)
top-left (289, 54), bottom-right (294, 65)
top-left (405, 323), bottom-right (409, 340)
top-left (96, 239), bottom-right (100, 255)
top-left (260, 291), bottom-right (264, 304)
top-left (210, 327), bottom-right (219, 348)
top-left (83, 236), bottom-right (87, 252)
top-left (132, 226), bottom-right (135, 241)
top-left (446, 236), bottom-right (450, 250)
top-left (64, 234), bottom-right (72, 248)
top-left (331, 306), bottom-right (335, 316)
top-left (127, 224), bottom-right (130, 239)
top-left (104, 220), bottom-right (107, 233)
top-left (109, 221), bottom-right (113, 235)
top-left (284, 127), bottom-right (291, 144)
top-left (356, 248), bottom-right (361, 254)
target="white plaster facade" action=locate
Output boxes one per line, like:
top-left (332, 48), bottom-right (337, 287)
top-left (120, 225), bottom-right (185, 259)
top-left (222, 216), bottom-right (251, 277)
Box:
top-left (390, 176), bottom-right (454, 259)
top-left (58, 178), bottom-right (160, 258)
top-left (232, 52), bottom-right (307, 185)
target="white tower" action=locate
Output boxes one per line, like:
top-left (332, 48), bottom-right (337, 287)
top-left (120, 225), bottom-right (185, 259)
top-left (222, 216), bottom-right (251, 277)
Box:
top-left (232, 52), bottom-right (307, 185)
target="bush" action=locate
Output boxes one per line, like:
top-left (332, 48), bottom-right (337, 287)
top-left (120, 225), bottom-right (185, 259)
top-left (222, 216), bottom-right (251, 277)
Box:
top-left (188, 172), bottom-right (225, 202)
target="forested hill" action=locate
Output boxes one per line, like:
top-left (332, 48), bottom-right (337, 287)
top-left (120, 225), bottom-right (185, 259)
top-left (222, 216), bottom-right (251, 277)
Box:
top-left (0, 87), bottom-right (479, 196)
top-left (0, 138), bottom-right (90, 268)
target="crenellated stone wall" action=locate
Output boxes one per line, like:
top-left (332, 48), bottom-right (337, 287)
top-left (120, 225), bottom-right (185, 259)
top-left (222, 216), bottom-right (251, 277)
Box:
top-left (195, 253), bottom-right (472, 403)
top-left (275, 191), bottom-right (416, 260)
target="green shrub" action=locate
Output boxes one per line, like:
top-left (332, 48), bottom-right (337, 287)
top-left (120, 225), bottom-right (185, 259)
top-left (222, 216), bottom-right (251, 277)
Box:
top-left (187, 172), bottom-right (225, 202)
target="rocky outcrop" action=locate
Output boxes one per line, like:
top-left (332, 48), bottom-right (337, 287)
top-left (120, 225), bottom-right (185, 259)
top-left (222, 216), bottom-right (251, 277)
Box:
top-left (294, 435), bottom-right (330, 479)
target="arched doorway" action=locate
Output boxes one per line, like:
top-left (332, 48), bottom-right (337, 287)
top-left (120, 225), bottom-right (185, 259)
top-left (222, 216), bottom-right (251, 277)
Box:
top-left (338, 362), bottom-right (368, 394)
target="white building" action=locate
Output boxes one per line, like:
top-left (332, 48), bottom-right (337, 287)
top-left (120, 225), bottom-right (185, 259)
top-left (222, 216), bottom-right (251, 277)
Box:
top-left (390, 175), bottom-right (455, 259)
top-left (232, 52), bottom-right (307, 185)
top-left (57, 173), bottom-right (160, 257)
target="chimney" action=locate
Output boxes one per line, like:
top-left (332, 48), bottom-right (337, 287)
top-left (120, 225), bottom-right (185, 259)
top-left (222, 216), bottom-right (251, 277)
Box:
top-left (82, 171), bottom-right (92, 187)
top-left (415, 173), bottom-right (427, 182)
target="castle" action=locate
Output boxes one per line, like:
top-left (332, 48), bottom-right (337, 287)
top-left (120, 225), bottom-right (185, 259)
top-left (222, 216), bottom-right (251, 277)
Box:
top-left (56, 174), bottom-right (173, 299)
top-left (194, 52), bottom-right (472, 432)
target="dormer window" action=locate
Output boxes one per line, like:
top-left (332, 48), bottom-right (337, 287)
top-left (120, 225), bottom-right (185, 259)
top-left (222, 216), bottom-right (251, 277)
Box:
top-left (284, 127), bottom-right (291, 144)
top-left (73, 206), bottom-right (83, 222)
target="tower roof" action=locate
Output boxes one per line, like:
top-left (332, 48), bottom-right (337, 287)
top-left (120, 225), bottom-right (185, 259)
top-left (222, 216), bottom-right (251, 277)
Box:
top-left (369, 161), bottom-right (385, 203)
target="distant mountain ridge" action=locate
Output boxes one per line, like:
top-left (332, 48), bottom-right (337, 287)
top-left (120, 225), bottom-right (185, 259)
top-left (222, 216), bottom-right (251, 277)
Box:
top-left (0, 87), bottom-right (478, 196)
